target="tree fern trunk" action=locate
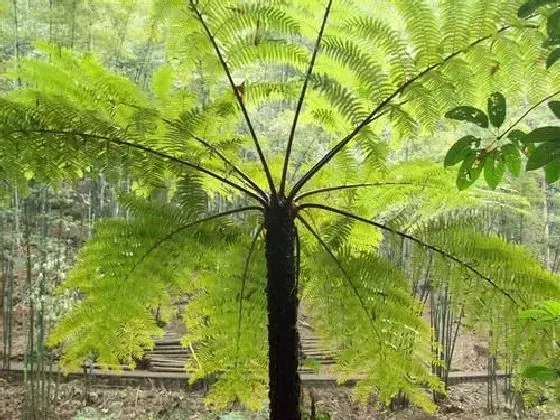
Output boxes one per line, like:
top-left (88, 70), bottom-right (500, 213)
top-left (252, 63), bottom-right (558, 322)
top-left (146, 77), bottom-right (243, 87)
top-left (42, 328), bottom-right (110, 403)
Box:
top-left (264, 197), bottom-right (301, 420)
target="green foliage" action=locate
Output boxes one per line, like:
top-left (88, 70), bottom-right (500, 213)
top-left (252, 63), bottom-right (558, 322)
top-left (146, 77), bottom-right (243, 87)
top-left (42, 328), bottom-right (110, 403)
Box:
top-left (444, 135), bottom-right (480, 167)
top-left (301, 247), bottom-right (443, 411)
top-left (548, 48), bottom-right (560, 69)
top-left (518, 0), bottom-right (560, 68)
top-left (518, 301), bottom-right (560, 398)
top-left (523, 365), bottom-right (558, 380)
top-left (518, 0), bottom-right (560, 18)
top-left (2, 0), bottom-right (560, 415)
top-left (445, 106), bottom-right (489, 128)
top-left (550, 101), bottom-right (560, 117)
top-left (181, 230), bottom-right (268, 410)
top-left (488, 92), bottom-right (507, 128)
top-left (444, 91), bottom-right (560, 188)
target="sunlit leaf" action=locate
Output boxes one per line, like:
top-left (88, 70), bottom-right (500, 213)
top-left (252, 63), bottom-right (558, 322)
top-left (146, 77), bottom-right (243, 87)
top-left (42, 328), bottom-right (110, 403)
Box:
top-left (526, 142), bottom-right (560, 171)
top-left (549, 101), bottom-right (560, 119)
top-left (445, 106), bottom-right (489, 128)
top-left (522, 126), bottom-right (560, 144)
top-left (483, 152), bottom-right (505, 189)
top-left (444, 136), bottom-right (479, 167)
top-left (501, 144), bottom-right (521, 176)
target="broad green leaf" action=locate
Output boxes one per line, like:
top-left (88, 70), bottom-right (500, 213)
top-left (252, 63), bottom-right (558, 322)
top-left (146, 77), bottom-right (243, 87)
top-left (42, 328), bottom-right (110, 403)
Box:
top-left (545, 159), bottom-right (560, 183)
top-left (522, 365), bottom-right (558, 381)
top-left (444, 135), bottom-right (479, 167)
top-left (445, 106), bottom-right (489, 128)
top-left (526, 142), bottom-right (560, 171)
top-left (544, 36), bottom-right (560, 48)
top-left (501, 144), bottom-right (521, 176)
top-left (518, 0), bottom-right (560, 18)
top-left (549, 101), bottom-right (560, 118)
top-left (483, 152), bottom-right (505, 189)
top-left (547, 48), bottom-right (560, 69)
top-left (523, 143), bottom-right (536, 156)
top-left (547, 10), bottom-right (560, 40)
top-left (508, 129), bottom-right (527, 146)
top-left (488, 92), bottom-right (506, 128)
top-left (522, 126), bottom-right (560, 144)
top-left (456, 151), bottom-right (482, 190)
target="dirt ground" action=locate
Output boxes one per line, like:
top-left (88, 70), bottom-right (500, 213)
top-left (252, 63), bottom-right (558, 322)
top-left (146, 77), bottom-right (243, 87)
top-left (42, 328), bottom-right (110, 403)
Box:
top-left (1, 377), bottom-right (559, 420)
top-left (0, 307), bottom-right (522, 419)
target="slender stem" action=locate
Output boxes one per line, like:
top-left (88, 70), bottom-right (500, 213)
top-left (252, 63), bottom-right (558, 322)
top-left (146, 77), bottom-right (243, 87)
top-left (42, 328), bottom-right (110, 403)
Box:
top-left (298, 203), bottom-right (520, 306)
top-left (70, 0), bottom-right (77, 49)
top-left (9, 128), bottom-right (266, 205)
top-left (189, 1), bottom-right (277, 195)
top-left (289, 25), bottom-right (512, 200)
top-left (497, 89), bottom-right (560, 141)
top-left (295, 182), bottom-right (412, 202)
top-left (296, 214), bottom-right (384, 345)
top-left (449, 305), bottom-right (464, 373)
top-left (24, 199), bottom-right (36, 419)
top-left (193, 135), bottom-right (267, 200)
top-left (112, 102), bottom-right (267, 200)
top-left (124, 207), bottom-right (263, 283)
top-left (234, 224), bottom-right (264, 369)
top-left (12, 0), bottom-right (21, 87)
top-left (48, 0), bottom-right (53, 45)
top-left (279, 0), bottom-right (333, 195)
top-left (105, 208), bottom-right (263, 328)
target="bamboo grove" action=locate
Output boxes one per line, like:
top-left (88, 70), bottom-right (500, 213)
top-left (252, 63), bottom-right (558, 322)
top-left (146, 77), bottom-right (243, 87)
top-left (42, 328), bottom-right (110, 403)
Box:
top-left (1, 0), bottom-right (560, 419)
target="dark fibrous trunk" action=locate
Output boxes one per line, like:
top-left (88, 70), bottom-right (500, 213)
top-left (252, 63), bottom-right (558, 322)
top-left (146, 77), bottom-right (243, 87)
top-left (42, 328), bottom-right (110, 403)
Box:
top-left (264, 196), bottom-right (301, 420)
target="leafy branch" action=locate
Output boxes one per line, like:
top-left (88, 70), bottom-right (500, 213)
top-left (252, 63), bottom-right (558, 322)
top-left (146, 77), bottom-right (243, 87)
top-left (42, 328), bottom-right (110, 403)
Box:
top-left (8, 128), bottom-right (267, 205)
top-left (295, 182), bottom-right (412, 202)
top-left (115, 101), bottom-right (268, 200)
top-left (296, 214), bottom-right (384, 345)
top-left (444, 89), bottom-right (560, 188)
top-left (279, 0), bottom-right (333, 195)
top-left (298, 202), bottom-right (521, 306)
top-left (103, 206), bottom-right (264, 330)
top-left (289, 24), bottom-right (512, 200)
top-left (189, 0), bottom-right (277, 195)
top-left (497, 90), bottom-right (560, 142)
top-left (235, 224), bottom-right (264, 369)
top-left (123, 207), bottom-right (263, 286)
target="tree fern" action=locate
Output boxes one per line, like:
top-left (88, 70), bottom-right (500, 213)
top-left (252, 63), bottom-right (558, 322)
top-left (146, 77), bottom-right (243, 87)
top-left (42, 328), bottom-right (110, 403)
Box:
top-left (2, 1), bottom-right (560, 418)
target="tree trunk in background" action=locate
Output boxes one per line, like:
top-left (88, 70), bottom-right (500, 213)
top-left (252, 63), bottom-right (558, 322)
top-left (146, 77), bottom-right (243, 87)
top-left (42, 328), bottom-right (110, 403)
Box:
top-left (264, 197), bottom-right (301, 420)
top-left (543, 181), bottom-right (551, 270)
top-left (12, 0), bottom-right (21, 86)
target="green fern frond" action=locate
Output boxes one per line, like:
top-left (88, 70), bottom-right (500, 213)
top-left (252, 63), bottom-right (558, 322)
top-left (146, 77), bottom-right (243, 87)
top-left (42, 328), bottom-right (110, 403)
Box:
top-left (393, 0), bottom-right (442, 68)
